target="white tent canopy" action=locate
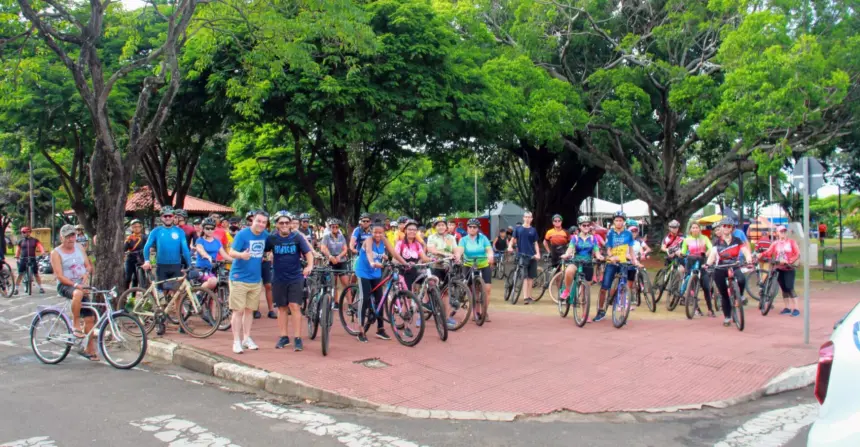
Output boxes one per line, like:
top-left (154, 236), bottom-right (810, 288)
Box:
top-left (484, 201), bottom-right (526, 236)
top-left (620, 199), bottom-right (654, 218)
top-left (758, 203), bottom-right (789, 219)
top-left (579, 197), bottom-right (622, 217)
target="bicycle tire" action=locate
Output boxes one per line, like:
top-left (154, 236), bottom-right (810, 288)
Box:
top-left (30, 309), bottom-right (72, 364)
top-left (731, 281), bottom-right (744, 331)
top-left (446, 281), bottom-right (471, 331)
top-left (638, 270), bottom-right (655, 313)
top-left (387, 290), bottom-right (424, 347)
top-left (24, 266), bottom-right (32, 295)
top-left (666, 272), bottom-right (681, 311)
top-left (99, 312), bottom-right (147, 369)
top-left (503, 269), bottom-right (515, 302)
top-left (573, 278), bottom-right (589, 327)
top-left (554, 274), bottom-right (568, 317)
top-left (760, 276), bottom-right (779, 316)
top-left (744, 269), bottom-right (761, 302)
top-left (307, 294), bottom-right (320, 340)
top-left (178, 287), bottom-right (221, 338)
top-left (429, 287), bottom-right (448, 341)
top-left (611, 280), bottom-right (631, 329)
top-left (320, 293), bottom-right (332, 356)
top-left (531, 266), bottom-right (549, 302)
top-left (0, 262), bottom-right (14, 298)
top-left (511, 269), bottom-right (524, 305)
top-left (472, 278), bottom-right (488, 327)
top-left (338, 285), bottom-right (360, 336)
top-left (216, 286), bottom-right (231, 331)
top-left (117, 287), bottom-right (157, 335)
top-left (713, 274), bottom-right (722, 313)
top-left (685, 274), bottom-right (699, 320)
top-left (654, 267), bottom-right (668, 303)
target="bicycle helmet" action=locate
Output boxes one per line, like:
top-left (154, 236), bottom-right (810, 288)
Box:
top-left (20, 226), bottom-right (31, 233)
top-left (577, 215), bottom-right (591, 224)
top-left (404, 219), bottom-right (419, 229)
top-left (467, 218), bottom-right (481, 227)
top-left (273, 210), bottom-right (290, 222)
top-left (668, 219), bottom-right (680, 228)
top-left (175, 209), bottom-right (188, 218)
top-left (129, 219), bottom-right (142, 226)
top-left (160, 205), bottom-right (175, 216)
top-left (245, 210), bottom-right (255, 220)
top-left (192, 218), bottom-right (201, 225)
top-left (359, 212), bottom-right (371, 220)
top-left (201, 218), bottom-right (217, 228)
top-left (613, 210), bottom-right (626, 220)
top-left (397, 216), bottom-right (409, 224)
top-left (327, 218), bottom-right (342, 226)
top-left (568, 226), bottom-right (578, 234)
top-left (432, 216), bottom-right (447, 226)
top-left (719, 217), bottom-right (736, 227)
top-left (628, 225), bottom-right (639, 232)
top-left (552, 214), bottom-right (563, 221)
top-left (299, 213), bottom-right (311, 221)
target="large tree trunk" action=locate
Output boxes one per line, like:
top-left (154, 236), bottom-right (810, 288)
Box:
top-left (89, 140), bottom-right (129, 289)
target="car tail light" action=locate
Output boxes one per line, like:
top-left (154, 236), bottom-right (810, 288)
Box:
top-left (814, 341), bottom-right (834, 405)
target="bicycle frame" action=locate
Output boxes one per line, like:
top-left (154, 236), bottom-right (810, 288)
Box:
top-left (35, 288), bottom-right (131, 349)
top-left (130, 273), bottom-right (200, 319)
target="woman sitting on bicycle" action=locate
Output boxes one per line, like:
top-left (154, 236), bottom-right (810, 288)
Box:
top-left (681, 222), bottom-right (715, 318)
top-left (758, 225), bottom-right (801, 317)
top-left (195, 218), bottom-right (234, 291)
top-left (395, 220), bottom-right (434, 291)
top-left (355, 221), bottom-right (411, 343)
top-left (706, 218), bottom-right (753, 327)
top-left (51, 224), bottom-right (96, 360)
top-left (560, 216), bottom-right (603, 300)
top-left (454, 218), bottom-right (494, 323)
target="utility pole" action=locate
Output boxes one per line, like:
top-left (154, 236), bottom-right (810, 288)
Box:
top-left (28, 148), bottom-right (35, 228)
top-left (838, 184), bottom-right (843, 253)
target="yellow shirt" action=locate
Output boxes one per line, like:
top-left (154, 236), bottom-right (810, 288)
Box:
top-left (386, 230), bottom-right (397, 246)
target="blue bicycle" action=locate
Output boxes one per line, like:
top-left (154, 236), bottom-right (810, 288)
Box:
top-left (607, 263), bottom-right (632, 328)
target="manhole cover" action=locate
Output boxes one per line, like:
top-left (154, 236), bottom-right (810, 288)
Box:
top-left (354, 358), bottom-right (389, 369)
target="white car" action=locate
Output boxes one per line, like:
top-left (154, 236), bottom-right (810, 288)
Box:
top-left (807, 300), bottom-right (860, 446)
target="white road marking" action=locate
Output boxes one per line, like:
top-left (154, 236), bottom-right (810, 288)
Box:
top-left (130, 415), bottom-right (240, 446)
top-left (0, 317), bottom-right (31, 331)
top-left (0, 340), bottom-right (17, 347)
top-left (0, 436), bottom-right (57, 446)
top-left (235, 401), bottom-right (427, 447)
top-left (9, 312), bottom-right (35, 323)
top-left (714, 403), bottom-right (818, 447)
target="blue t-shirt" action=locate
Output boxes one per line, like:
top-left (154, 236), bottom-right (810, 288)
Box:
top-left (513, 226), bottom-right (538, 257)
top-left (230, 228), bottom-right (269, 283)
top-left (195, 238), bottom-right (222, 270)
top-left (459, 234), bottom-right (491, 268)
top-left (266, 232), bottom-right (311, 285)
top-left (355, 239), bottom-right (385, 280)
top-left (605, 229), bottom-right (634, 263)
top-left (351, 226), bottom-right (372, 250)
top-left (570, 234), bottom-right (598, 261)
top-left (143, 225), bottom-right (191, 267)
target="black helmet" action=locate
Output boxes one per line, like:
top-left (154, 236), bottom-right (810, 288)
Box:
top-left (202, 218), bottom-right (217, 227)
top-left (299, 213), bottom-right (311, 221)
top-left (568, 226), bottom-right (577, 234)
top-left (160, 205), bottom-right (175, 216)
top-left (552, 214), bottom-right (562, 221)
top-left (613, 210), bottom-right (626, 220)
top-left (245, 210), bottom-right (255, 220)
top-left (359, 212), bottom-right (371, 220)
top-left (192, 218), bottom-right (201, 225)
top-left (175, 209), bottom-right (188, 218)
top-left (397, 216), bottom-right (409, 224)
top-left (467, 218), bottom-right (480, 227)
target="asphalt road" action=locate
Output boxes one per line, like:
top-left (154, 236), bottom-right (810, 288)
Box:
top-left (0, 287), bottom-right (815, 447)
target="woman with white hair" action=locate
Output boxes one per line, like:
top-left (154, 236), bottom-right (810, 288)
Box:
top-left (52, 224), bottom-right (96, 360)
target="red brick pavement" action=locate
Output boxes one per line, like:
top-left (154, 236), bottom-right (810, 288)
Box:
top-left (167, 284), bottom-right (858, 414)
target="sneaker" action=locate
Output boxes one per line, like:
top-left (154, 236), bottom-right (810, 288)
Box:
top-left (593, 310), bottom-right (606, 322)
top-left (267, 311), bottom-right (277, 319)
top-left (242, 337), bottom-right (259, 350)
top-left (275, 336), bottom-right (290, 349)
top-left (253, 311), bottom-right (262, 319)
top-left (332, 302), bottom-right (340, 311)
top-left (232, 340), bottom-right (244, 354)
top-left (403, 327), bottom-right (413, 338)
top-left (780, 308), bottom-right (792, 315)
top-left (695, 309), bottom-right (703, 317)
top-left (357, 333), bottom-right (368, 343)
top-left (560, 289), bottom-right (570, 300)
top-left (294, 338), bottom-right (304, 351)
top-left (446, 317), bottom-right (457, 329)
top-left (39, 287), bottom-right (45, 294)
top-left (791, 309), bottom-right (800, 317)
top-left (707, 311), bottom-right (716, 318)
top-left (723, 318), bottom-right (731, 327)
top-left (376, 329), bottom-right (391, 340)
top-left (523, 298), bottom-right (535, 305)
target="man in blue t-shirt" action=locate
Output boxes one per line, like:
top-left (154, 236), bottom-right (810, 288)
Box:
top-left (349, 213), bottom-right (373, 255)
top-left (227, 210), bottom-right (269, 354)
top-left (266, 212), bottom-right (313, 351)
top-left (142, 206), bottom-right (192, 293)
top-left (508, 211), bottom-right (541, 304)
top-left (595, 211), bottom-right (641, 322)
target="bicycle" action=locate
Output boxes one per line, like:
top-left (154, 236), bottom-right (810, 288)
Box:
top-left (742, 253), bottom-right (770, 302)
top-left (492, 250), bottom-right (507, 279)
top-left (555, 259), bottom-right (591, 327)
top-left (655, 254), bottom-right (684, 310)
top-left (29, 286), bottom-right (147, 369)
top-left (411, 262), bottom-right (448, 341)
top-left (708, 262), bottom-right (746, 331)
top-left (436, 259), bottom-right (473, 331)
top-left (534, 259), bottom-right (564, 304)
top-left (452, 258), bottom-right (489, 327)
top-left (18, 256), bottom-right (38, 295)
top-left (0, 260), bottom-right (14, 298)
top-left (504, 253), bottom-right (533, 305)
top-left (683, 258), bottom-right (705, 320)
top-left (305, 267), bottom-right (337, 355)
top-left (757, 261), bottom-right (783, 316)
top-left (605, 262), bottom-right (633, 328)
top-left (116, 269), bottom-right (221, 338)
top-left (630, 264), bottom-right (655, 313)
top-left (211, 261), bottom-right (232, 331)
top-left (337, 263), bottom-right (425, 347)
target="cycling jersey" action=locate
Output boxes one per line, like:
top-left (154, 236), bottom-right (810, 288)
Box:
top-left (605, 229), bottom-right (634, 263)
top-left (321, 232), bottom-right (347, 256)
top-left (124, 233), bottom-right (148, 261)
top-left (761, 239), bottom-right (800, 270)
top-left (459, 233), bottom-right (491, 268)
top-left (17, 237), bottom-right (43, 259)
top-left (570, 234), bottom-right (599, 261)
top-left (631, 238), bottom-right (648, 260)
top-left (713, 236), bottom-right (745, 264)
top-left (663, 232), bottom-right (684, 251)
top-left (681, 235), bottom-right (712, 258)
top-left (299, 226), bottom-right (315, 245)
top-left (427, 233), bottom-right (455, 255)
top-left (196, 237), bottom-right (222, 270)
top-left (395, 239), bottom-right (424, 263)
top-left (544, 228), bottom-right (569, 246)
top-left (143, 226), bottom-right (192, 267)
top-left (355, 239), bottom-right (385, 280)
top-left (351, 226), bottom-right (372, 250)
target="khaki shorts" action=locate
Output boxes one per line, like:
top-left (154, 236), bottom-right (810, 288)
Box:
top-left (229, 280), bottom-right (262, 311)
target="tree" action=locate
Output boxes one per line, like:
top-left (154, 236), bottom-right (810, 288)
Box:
top-left (471, 0), bottom-right (857, 229)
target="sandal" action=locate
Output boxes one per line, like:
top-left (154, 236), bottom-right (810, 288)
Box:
top-left (72, 329), bottom-right (86, 339)
top-left (77, 351), bottom-right (100, 361)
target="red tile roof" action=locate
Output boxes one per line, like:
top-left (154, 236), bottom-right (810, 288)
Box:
top-left (125, 186), bottom-right (234, 214)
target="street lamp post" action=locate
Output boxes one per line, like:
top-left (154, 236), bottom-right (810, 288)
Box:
top-left (256, 156), bottom-right (272, 211)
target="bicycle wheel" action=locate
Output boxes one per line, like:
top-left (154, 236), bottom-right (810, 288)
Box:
top-left (573, 278), bottom-right (590, 327)
top-left (320, 293), bottom-right (332, 356)
top-left (744, 269), bottom-right (761, 302)
top-left (685, 275), bottom-right (699, 320)
top-left (445, 280), bottom-right (471, 331)
top-left (611, 281), bottom-right (631, 329)
top-left (503, 269), bottom-right (515, 302)
top-left (117, 287), bottom-right (157, 335)
top-left (0, 262), bottom-right (14, 298)
top-left (307, 294), bottom-right (320, 340)
top-left (712, 274), bottom-right (722, 313)
top-left (654, 267), bottom-right (668, 303)
top-left (178, 287), bottom-right (221, 338)
top-left (731, 281), bottom-right (745, 331)
top-left (24, 266), bottom-right (32, 295)
top-left (30, 309), bottom-right (72, 364)
top-left (388, 291), bottom-right (424, 347)
top-left (760, 276), bottom-right (779, 316)
top-left (216, 286), bottom-right (231, 331)
top-left (99, 312), bottom-right (147, 369)
top-left (472, 278), bottom-right (488, 327)
top-left (531, 266), bottom-right (549, 302)
top-left (639, 270), bottom-right (656, 313)
top-left (555, 274), bottom-right (569, 317)
top-left (511, 269), bottom-right (524, 305)
top-left (338, 285), bottom-right (360, 336)
top-left (429, 287), bottom-right (448, 341)
top-left (666, 272), bottom-right (681, 311)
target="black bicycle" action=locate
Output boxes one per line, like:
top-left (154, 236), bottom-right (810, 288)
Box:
top-left (306, 267), bottom-right (336, 356)
top-left (0, 261), bottom-right (14, 298)
top-left (758, 261), bottom-right (783, 316)
top-left (504, 253), bottom-right (534, 305)
top-left (18, 256), bottom-right (38, 295)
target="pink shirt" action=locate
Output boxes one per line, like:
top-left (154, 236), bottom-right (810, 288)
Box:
top-left (762, 239), bottom-right (800, 270)
top-left (395, 240), bottom-right (424, 261)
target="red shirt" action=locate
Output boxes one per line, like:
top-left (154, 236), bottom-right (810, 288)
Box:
top-left (818, 223), bottom-right (827, 233)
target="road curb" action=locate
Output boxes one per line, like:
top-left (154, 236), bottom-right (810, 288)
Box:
top-left (144, 339), bottom-right (816, 420)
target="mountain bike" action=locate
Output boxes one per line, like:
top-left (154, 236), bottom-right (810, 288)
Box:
top-left (709, 263), bottom-right (746, 331)
top-left (743, 256), bottom-right (769, 302)
top-left (606, 263), bottom-right (633, 329)
top-left (504, 253), bottom-right (533, 305)
top-left (536, 260), bottom-right (565, 304)
top-left (630, 264), bottom-right (655, 312)
top-left (683, 258), bottom-right (705, 320)
top-left (437, 259), bottom-right (472, 331)
top-left (656, 254), bottom-right (683, 310)
top-left (412, 262), bottom-right (448, 341)
top-left (18, 256), bottom-right (38, 295)
top-left (0, 261), bottom-right (14, 298)
top-left (305, 267), bottom-right (337, 355)
top-left (210, 262), bottom-right (232, 331)
top-left (30, 286), bottom-right (147, 369)
top-left (758, 261), bottom-right (783, 316)
top-left (555, 259), bottom-right (591, 327)
top-left (492, 250), bottom-right (507, 279)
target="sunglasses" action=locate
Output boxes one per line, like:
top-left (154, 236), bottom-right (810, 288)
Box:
top-left (468, 225), bottom-right (478, 229)
top-left (360, 220), bottom-right (370, 223)
top-left (277, 221), bottom-right (291, 226)
top-left (204, 227), bottom-right (215, 231)
top-left (553, 219), bottom-right (562, 222)
top-left (580, 223), bottom-right (591, 226)
top-left (162, 215), bottom-right (174, 218)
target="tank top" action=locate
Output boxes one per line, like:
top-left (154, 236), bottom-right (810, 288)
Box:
top-left (54, 244), bottom-right (87, 282)
top-left (355, 239), bottom-right (385, 279)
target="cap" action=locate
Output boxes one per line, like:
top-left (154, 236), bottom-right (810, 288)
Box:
top-left (60, 224), bottom-right (76, 238)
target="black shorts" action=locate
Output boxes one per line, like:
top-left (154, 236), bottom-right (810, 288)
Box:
top-left (272, 281), bottom-right (304, 307)
top-left (17, 259), bottom-right (37, 274)
top-left (523, 257), bottom-right (538, 279)
top-left (476, 266), bottom-right (492, 284)
top-left (330, 262), bottom-right (349, 275)
top-left (156, 264), bottom-right (182, 290)
top-left (261, 261), bottom-right (272, 285)
top-left (57, 284), bottom-right (96, 317)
